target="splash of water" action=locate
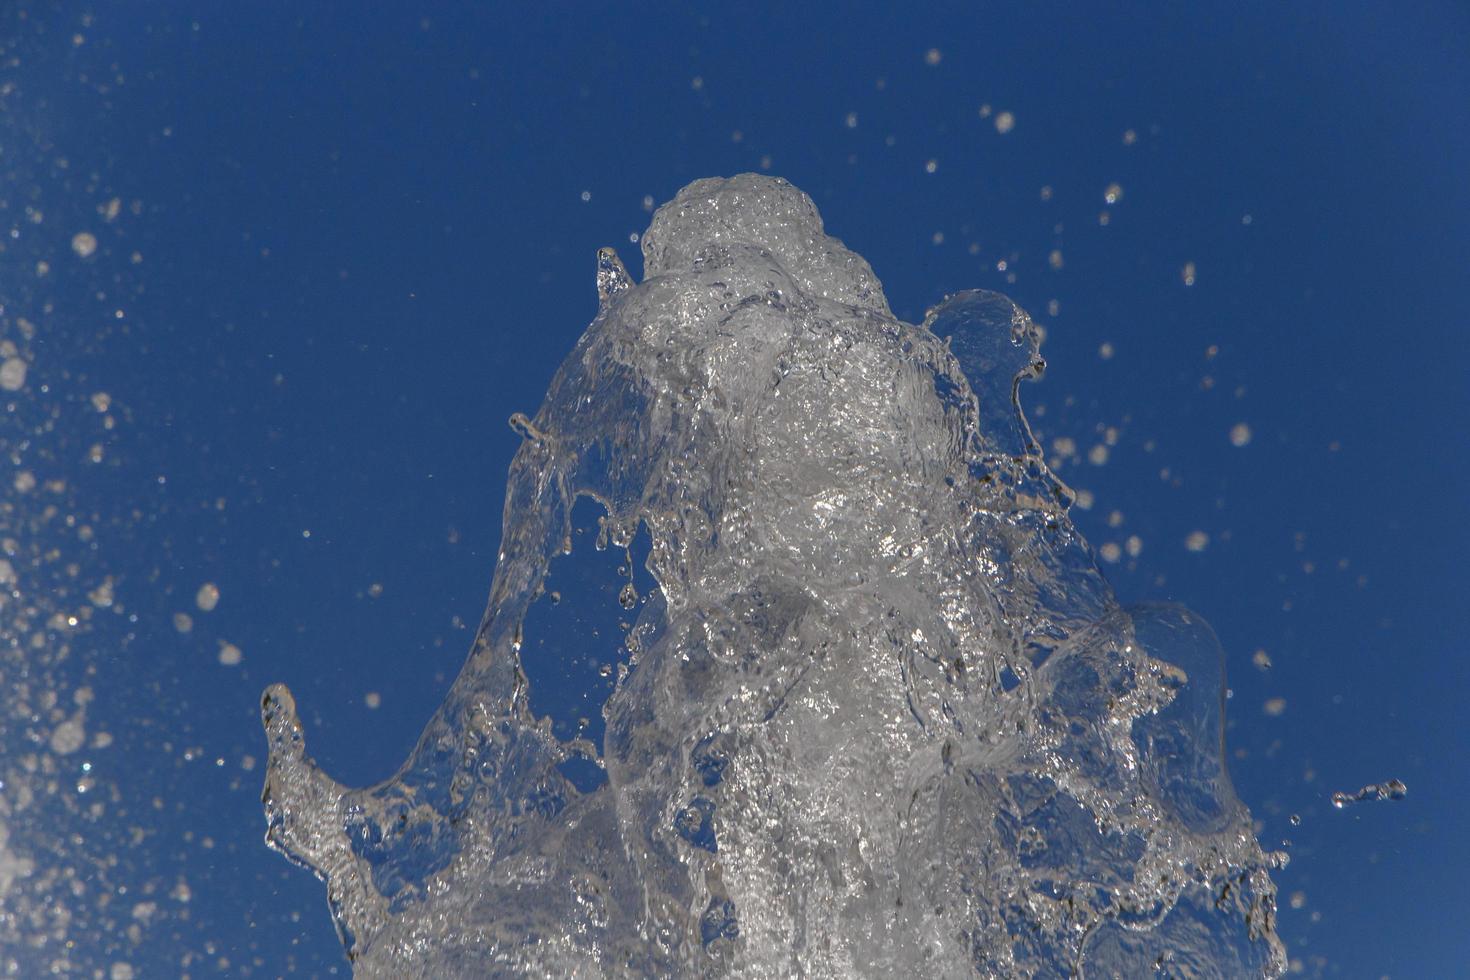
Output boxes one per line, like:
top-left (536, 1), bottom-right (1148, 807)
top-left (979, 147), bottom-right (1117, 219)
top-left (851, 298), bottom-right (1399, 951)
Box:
top-left (261, 174), bottom-right (1285, 977)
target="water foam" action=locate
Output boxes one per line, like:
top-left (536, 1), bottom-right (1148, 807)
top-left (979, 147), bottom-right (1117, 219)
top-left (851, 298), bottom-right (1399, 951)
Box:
top-left (261, 174), bottom-right (1284, 977)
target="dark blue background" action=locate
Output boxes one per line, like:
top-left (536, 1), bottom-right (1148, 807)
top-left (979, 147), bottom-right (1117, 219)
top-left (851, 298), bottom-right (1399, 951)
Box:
top-left (5, 2), bottom-right (1466, 975)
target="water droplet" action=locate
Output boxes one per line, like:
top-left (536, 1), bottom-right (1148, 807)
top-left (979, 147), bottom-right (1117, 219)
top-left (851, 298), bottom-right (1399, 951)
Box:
top-left (1331, 779), bottom-right (1407, 808)
top-left (0, 357), bottom-right (28, 391)
top-left (195, 582), bottom-right (220, 612)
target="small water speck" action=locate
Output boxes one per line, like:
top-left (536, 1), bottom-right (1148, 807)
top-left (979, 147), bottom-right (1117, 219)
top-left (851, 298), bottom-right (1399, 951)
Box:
top-left (0, 357), bottom-right (28, 391)
top-left (50, 716), bottom-right (86, 755)
top-left (195, 582), bottom-right (220, 612)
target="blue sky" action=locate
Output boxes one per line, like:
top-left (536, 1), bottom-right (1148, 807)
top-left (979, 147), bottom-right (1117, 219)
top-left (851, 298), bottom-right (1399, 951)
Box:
top-left (2, 2), bottom-right (1466, 975)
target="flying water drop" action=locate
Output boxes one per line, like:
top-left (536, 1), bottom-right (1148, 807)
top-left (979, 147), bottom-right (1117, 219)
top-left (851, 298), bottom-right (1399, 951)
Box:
top-left (1331, 779), bottom-right (1407, 809)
